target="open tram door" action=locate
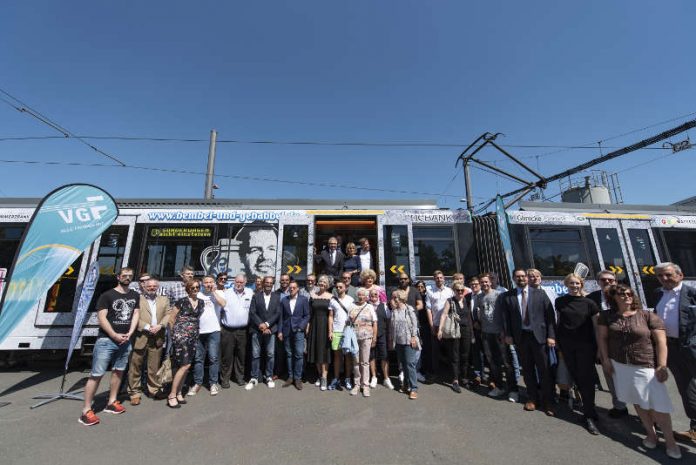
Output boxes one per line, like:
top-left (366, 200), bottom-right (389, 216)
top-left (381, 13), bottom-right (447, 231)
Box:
top-left (311, 215), bottom-right (378, 282)
top-left (589, 217), bottom-right (662, 308)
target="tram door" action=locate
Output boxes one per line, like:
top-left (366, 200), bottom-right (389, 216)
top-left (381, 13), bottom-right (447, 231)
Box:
top-left (590, 219), bottom-right (662, 308)
top-left (312, 216), bottom-right (378, 283)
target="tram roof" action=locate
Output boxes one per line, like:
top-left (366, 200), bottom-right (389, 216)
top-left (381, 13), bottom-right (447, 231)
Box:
top-left (0, 197), bottom-right (442, 210)
top-left (518, 201), bottom-right (696, 215)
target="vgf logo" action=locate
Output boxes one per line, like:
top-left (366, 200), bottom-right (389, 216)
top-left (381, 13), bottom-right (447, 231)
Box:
top-left (57, 196), bottom-right (109, 224)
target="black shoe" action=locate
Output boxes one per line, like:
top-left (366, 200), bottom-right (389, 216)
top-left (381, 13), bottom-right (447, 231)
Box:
top-left (451, 382), bottom-right (462, 394)
top-left (220, 381), bottom-right (231, 389)
top-left (608, 408), bottom-right (628, 418)
top-left (166, 397), bottom-right (181, 409)
top-left (585, 418), bottom-right (600, 435)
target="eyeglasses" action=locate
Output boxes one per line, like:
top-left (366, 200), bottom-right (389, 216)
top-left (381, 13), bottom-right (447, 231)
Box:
top-left (456, 289), bottom-right (466, 293)
top-left (217, 277), bottom-right (227, 281)
top-left (191, 286), bottom-right (200, 291)
top-left (600, 278), bottom-right (616, 282)
top-left (617, 292), bottom-right (633, 298)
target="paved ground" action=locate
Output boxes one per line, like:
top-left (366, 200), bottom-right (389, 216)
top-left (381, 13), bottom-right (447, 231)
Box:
top-left (0, 364), bottom-right (694, 465)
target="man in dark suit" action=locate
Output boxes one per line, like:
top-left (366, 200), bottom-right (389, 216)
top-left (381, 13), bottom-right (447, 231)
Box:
top-left (246, 276), bottom-right (281, 390)
top-left (501, 268), bottom-right (557, 415)
top-left (278, 281), bottom-right (311, 390)
top-left (314, 236), bottom-right (345, 280)
top-left (655, 262), bottom-right (696, 444)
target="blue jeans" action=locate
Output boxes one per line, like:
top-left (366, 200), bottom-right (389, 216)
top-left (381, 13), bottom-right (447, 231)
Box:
top-left (508, 343), bottom-right (521, 381)
top-left (251, 331), bottom-right (276, 381)
top-left (194, 331), bottom-right (220, 385)
top-left (91, 337), bottom-right (132, 377)
top-left (396, 344), bottom-right (419, 392)
top-left (284, 330), bottom-right (305, 381)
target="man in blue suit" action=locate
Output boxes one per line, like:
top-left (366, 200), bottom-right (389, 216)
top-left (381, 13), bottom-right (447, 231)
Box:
top-left (279, 281), bottom-right (311, 390)
top-left (655, 262), bottom-right (696, 444)
top-left (246, 276), bottom-right (281, 390)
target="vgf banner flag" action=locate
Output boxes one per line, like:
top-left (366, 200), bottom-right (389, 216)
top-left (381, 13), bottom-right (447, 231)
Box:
top-left (0, 184), bottom-right (118, 344)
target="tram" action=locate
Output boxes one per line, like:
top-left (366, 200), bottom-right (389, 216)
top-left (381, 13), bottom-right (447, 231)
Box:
top-left (0, 197), bottom-right (695, 353)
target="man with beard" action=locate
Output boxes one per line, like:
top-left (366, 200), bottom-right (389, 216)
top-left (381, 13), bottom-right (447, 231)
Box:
top-left (79, 268), bottom-right (140, 426)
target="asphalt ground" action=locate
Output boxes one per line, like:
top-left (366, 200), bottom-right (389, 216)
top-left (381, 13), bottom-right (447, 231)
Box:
top-left (0, 364), bottom-right (694, 465)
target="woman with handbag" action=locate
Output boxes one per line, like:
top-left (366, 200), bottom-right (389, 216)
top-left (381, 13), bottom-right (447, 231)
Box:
top-left (389, 290), bottom-right (421, 399)
top-left (348, 288), bottom-right (378, 397)
top-left (167, 279), bottom-right (204, 409)
top-left (597, 284), bottom-right (681, 459)
top-left (437, 282), bottom-right (465, 393)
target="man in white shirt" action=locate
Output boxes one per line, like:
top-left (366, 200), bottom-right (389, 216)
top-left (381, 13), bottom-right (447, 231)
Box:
top-left (426, 270), bottom-right (454, 379)
top-left (358, 237), bottom-right (375, 273)
top-left (220, 273), bottom-right (254, 388)
top-left (655, 262), bottom-right (696, 444)
top-left (189, 275), bottom-right (226, 396)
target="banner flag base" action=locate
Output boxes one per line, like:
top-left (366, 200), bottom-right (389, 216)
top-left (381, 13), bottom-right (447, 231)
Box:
top-left (30, 369), bottom-right (84, 409)
top-left (30, 390), bottom-right (84, 409)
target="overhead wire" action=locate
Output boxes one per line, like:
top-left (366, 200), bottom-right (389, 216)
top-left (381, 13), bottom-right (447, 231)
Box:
top-left (0, 88), bottom-right (127, 166)
top-left (0, 158), bottom-right (490, 199)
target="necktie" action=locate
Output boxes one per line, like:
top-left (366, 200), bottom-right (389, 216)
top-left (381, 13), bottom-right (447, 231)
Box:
top-left (522, 289), bottom-right (530, 326)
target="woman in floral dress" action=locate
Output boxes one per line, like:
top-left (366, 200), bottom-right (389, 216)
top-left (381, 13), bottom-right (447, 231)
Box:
top-left (168, 279), bottom-right (204, 408)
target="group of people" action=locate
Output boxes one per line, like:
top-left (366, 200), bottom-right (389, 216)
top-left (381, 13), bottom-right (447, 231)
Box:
top-left (77, 247), bottom-right (696, 459)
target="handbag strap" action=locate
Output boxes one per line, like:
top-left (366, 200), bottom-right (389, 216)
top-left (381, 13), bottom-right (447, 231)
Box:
top-left (331, 295), bottom-right (350, 314)
top-left (349, 303), bottom-right (369, 326)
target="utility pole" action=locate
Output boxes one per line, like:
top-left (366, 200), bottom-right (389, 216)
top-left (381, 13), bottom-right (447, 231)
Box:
top-left (204, 129), bottom-right (217, 199)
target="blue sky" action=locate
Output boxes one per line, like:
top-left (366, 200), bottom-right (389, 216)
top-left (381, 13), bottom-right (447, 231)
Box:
top-left (1, 1), bottom-right (695, 210)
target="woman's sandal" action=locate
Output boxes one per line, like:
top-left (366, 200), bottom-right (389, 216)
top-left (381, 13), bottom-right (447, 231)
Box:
top-left (166, 396), bottom-right (181, 409)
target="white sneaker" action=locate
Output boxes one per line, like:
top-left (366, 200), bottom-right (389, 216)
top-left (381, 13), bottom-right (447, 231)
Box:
top-left (350, 386), bottom-right (359, 396)
top-left (245, 379), bottom-right (258, 391)
top-left (266, 377), bottom-right (275, 389)
top-left (188, 384), bottom-right (201, 396)
top-left (370, 376), bottom-right (378, 388)
top-left (488, 387), bottom-right (504, 398)
top-left (383, 378), bottom-right (394, 390)
top-left (210, 384), bottom-right (220, 396)
top-left (508, 391), bottom-right (519, 403)
top-left (363, 387), bottom-right (371, 397)
top-left (315, 379), bottom-right (321, 387)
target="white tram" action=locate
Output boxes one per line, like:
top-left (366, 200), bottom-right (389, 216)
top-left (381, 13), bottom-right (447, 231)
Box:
top-left (1, 197), bottom-right (695, 353)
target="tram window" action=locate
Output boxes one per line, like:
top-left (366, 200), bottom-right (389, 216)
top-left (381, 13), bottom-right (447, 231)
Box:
top-left (413, 226), bottom-right (457, 276)
top-left (0, 225), bottom-right (24, 271)
top-left (383, 225), bottom-right (410, 288)
top-left (282, 225), bottom-right (307, 283)
top-left (44, 255), bottom-right (83, 313)
top-left (529, 228), bottom-right (589, 277)
top-left (142, 226), bottom-right (215, 279)
top-left (626, 229), bottom-right (656, 269)
top-left (89, 226), bottom-right (129, 312)
top-left (662, 230), bottom-right (696, 277)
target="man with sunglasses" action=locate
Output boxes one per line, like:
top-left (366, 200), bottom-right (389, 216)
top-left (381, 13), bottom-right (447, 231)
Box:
top-left (655, 262), bottom-right (696, 445)
top-left (216, 272), bottom-right (229, 291)
top-left (588, 270), bottom-right (628, 418)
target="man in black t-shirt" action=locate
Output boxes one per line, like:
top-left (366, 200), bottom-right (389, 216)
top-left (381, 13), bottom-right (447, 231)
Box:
top-left (79, 267), bottom-right (140, 426)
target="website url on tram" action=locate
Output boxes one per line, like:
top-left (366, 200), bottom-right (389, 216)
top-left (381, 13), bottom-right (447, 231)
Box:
top-left (146, 211), bottom-right (280, 222)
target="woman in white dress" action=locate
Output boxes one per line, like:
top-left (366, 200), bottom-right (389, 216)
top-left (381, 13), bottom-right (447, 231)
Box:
top-left (597, 284), bottom-right (680, 459)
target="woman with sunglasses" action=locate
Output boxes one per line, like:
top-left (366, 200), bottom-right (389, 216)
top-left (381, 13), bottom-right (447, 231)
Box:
top-left (597, 284), bottom-right (680, 459)
top-left (167, 279), bottom-right (205, 408)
